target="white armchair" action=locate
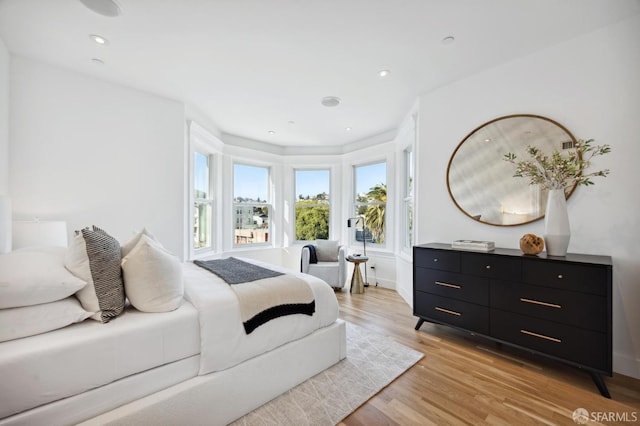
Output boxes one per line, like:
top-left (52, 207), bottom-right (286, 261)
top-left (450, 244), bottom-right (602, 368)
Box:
top-left (301, 240), bottom-right (347, 289)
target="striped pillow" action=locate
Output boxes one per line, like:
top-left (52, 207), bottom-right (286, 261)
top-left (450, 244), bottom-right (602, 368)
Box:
top-left (66, 226), bottom-right (125, 323)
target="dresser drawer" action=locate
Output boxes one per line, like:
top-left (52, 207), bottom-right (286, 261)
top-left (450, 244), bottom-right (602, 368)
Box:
top-left (461, 252), bottom-right (521, 280)
top-left (491, 310), bottom-right (609, 373)
top-left (414, 248), bottom-right (460, 272)
top-left (415, 292), bottom-right (488, 334)
top-left (491, 280), bottom-right (606, 332)
top-left (522, 259), bottom-right (607, 296)
top-left (415, 268), bottom-right (489, 305)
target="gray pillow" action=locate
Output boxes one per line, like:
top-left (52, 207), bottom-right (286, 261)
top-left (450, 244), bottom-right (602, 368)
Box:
top-left (315, 240), bottom-right (339, 262)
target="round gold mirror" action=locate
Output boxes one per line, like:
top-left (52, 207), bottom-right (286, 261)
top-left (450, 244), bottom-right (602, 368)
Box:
top-left (447, 114), bottom-right (578, 226)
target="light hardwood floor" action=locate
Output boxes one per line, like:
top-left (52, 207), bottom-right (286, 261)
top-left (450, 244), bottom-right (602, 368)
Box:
top-left (336, 286), bottom-right (640, 426)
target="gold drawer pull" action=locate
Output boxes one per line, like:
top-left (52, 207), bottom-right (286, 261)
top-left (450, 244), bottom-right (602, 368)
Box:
top-left (557, 274), bottom-right (563, 279)
top-left (520, 329), bottom-right (561, 343)
top-left (485, 265), bottom-right (491, 269)
top-left (520, 298), bottom-right (562, 309)
top-left (435, 307), bottom-right (461, 316)
top-left (435, 281), bottom-right (461, 289)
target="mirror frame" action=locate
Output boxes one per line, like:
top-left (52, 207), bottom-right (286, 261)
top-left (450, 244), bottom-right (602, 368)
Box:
top-left (446, 114), bottom-right (579, 227)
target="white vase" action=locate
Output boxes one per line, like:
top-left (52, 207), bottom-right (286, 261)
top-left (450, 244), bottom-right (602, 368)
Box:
top-left (544, 188), bottom-right (570, 256)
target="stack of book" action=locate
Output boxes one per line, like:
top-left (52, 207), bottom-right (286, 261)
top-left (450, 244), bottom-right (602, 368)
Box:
top-left (451, 240), bottom-right (495, 252)
top-left (347, 255), bottom-right (369, 261)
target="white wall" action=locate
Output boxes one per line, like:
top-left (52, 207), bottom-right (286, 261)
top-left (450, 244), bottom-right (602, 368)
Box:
top-left (0, 38), bottom-right (8, 195)
top-left (9, 56), bottom-right (187, 257)
top-left (416, 15), bottom-right (640, 378)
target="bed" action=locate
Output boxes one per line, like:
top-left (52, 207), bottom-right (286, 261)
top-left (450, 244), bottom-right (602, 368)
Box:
top-left (0, 241), bottom-right (346, 426)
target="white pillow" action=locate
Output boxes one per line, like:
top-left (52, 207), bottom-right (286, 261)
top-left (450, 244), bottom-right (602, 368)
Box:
top-left (315, 240), bottom-right (339, 262)
top-left (65, 226), bottom-right (125, 323)
top-left (0, 297), bottom-right (91, 342)
top-left (0, 247), bottom-right (87, 309)
top-left (120, 227), bottom-right (157, 257)
top-left (122, 235), bottom-right (183, 313)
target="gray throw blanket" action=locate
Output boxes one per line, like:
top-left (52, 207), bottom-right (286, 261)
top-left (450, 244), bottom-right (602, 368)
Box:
top-left (300, 244), bottom-right (317, 272)
top-left (194, 257), bottom-right (283, 284)
top-left (194, 257), bottom-right (315, 334)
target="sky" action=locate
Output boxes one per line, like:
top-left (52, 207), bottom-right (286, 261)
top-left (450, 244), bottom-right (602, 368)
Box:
top-left (355, 162), bottom-right (386, 196)
top-left (194, 152), bottom-right (209, 197)
top-left (205, 161), bottom-right (387, 201)
top-left (234, 164), bottom-right (269, 200)
top-left (295, 170), bottom-right (330, 199)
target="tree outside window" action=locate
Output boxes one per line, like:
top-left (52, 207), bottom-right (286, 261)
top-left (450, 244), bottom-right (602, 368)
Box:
top-left (295, 169), bottom-right (330, 240)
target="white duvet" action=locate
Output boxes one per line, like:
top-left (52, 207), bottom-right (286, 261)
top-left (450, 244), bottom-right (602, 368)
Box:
top-left (183, 258), bottom-right (340, 375)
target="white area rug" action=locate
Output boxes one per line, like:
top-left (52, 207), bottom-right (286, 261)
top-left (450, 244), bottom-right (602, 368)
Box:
top-left (232, 322), bottom-right (424, 425)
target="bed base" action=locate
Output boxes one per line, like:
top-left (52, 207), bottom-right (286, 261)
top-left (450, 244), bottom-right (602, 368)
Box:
top-left (1, 320), bottom-right (346, 426)
top-left (81, 319), bottom-right (346, 425)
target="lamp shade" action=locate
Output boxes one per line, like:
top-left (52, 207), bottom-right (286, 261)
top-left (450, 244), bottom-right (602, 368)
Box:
top-left (12, 220), bottom-right (68, 249)
top-left (0, 195), bottom-right (11, 254)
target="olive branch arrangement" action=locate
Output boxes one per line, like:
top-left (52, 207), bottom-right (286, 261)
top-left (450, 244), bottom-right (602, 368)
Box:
top-left (503, 139), bottom-right (611, 191)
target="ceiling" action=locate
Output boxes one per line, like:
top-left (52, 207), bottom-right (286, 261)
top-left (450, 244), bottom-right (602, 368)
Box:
top-left (1, 0), bottom-right (639, 148)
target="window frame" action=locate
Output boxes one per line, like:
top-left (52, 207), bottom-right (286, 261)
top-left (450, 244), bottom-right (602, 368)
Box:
top-left (294, 168), bottom-right (331, 242)
top-left (232, 162), bottom-right (272, 248)
top-left (402, 147), bottom-right (414, 253)
top-left (353, 160), bottom-right (387, 248)
top-left (188, 122), bottom-right (222, 260)
top-left (193, 150), bottom-right (214, 254)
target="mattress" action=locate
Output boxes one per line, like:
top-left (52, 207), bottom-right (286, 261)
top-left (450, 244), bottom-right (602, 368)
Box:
top-left (183, 257), bottom-right (339, 375)
top-left (0, 301), bottom-right (200, 420)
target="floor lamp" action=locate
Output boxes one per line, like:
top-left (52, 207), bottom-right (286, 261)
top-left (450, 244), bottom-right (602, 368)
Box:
top-left (347, 216), bottom-right (369, 287)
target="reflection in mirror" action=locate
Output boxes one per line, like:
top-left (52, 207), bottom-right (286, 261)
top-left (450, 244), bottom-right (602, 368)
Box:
top-left (447, 114), bottom-right (578, 226)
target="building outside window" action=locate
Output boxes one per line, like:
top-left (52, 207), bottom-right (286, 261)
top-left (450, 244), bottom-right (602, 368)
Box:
top-left (295, 169), bottom-right (330, 241)
top-left (354, 161), bottom-right (387, 245)
top-left (193, 151), bottom-right (213, 250)
top-left (233, 163), bottom-right (270, 246)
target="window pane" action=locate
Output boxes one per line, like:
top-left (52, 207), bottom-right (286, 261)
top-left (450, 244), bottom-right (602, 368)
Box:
top-left (194, 201), bottom-right (211, 249)
top-left (354, 162), bottom-right (386, 244)
top-left (355, 162), bottom-right (386, 198)
top-left (194, 152), bottom-right (210, 199)
top-left (295, 170), bottom-right (330, 241)
top-left (406, 149), bottom-right (414, 198)
top-left (234, 205), bottom-right (270, 245)
top-left (234, 164), bottom-right (268, 203)
top-left (404, 200), bottom-right (413, 249)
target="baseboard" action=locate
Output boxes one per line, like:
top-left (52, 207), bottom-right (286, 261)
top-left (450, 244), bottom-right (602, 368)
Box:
top-left (365, 277), bottom-right (394, 290)
top-left (397, 285), bottom-right (412, 308)
top-left (613, 351), bottom-right (640, 379)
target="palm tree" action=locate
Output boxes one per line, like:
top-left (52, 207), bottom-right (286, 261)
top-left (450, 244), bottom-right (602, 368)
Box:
top-left (365, 183), bottom-right (386, 243)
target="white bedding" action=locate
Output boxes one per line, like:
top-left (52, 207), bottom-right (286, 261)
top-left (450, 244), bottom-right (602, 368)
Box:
top-left (183, 258), bottom-right (339, 375)
top-left (0, 301), bottom-right (200, 420)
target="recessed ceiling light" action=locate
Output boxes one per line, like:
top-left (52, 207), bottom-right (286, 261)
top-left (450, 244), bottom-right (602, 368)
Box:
top-left (378, 69), bottom-right (391, 78)
top-left (79, 0), bottom-right (122, 17)
top-left (288, 121), bottom-right (295, 125)
top-left (321, 96), bottom-right (341, 107)
top-left (90, 34), bottom-right (108, 45)
top-left (442, 36), bottom-right (455, 45)
top-left (268, 130), bottom-right (276, 135)
top-left (91, 58), bottom-right (105, 65)
top-left (345, 127), bottom-right (352, 131)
